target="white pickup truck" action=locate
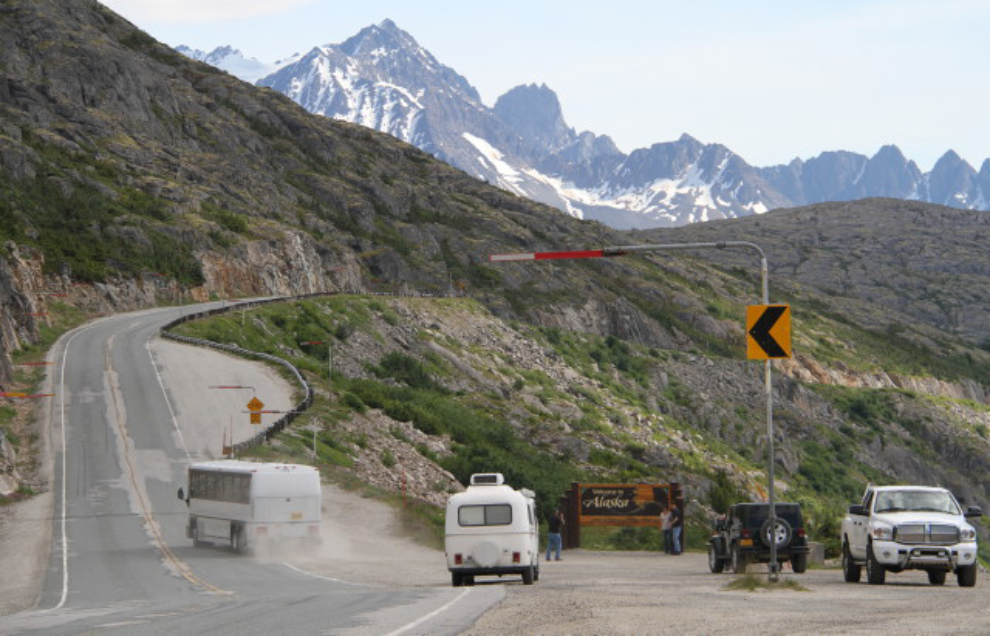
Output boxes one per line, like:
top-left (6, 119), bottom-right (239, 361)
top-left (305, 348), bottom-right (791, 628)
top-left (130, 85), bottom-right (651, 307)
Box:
top-left (841, 485), bottom-right (982, 587)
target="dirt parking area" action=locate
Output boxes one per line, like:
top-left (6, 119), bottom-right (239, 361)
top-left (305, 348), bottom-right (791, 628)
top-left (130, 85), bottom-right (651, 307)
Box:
top-left (461, 550), bottom-right (990, 635)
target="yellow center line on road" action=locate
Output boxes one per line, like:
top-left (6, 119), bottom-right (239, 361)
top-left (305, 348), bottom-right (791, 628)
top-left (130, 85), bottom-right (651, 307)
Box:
top-left (104, 337), bottom-right (231, 596)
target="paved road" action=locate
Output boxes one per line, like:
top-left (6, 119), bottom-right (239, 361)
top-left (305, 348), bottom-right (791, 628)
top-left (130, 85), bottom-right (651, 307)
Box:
top-left (0, 302), bottom-right (499, 635)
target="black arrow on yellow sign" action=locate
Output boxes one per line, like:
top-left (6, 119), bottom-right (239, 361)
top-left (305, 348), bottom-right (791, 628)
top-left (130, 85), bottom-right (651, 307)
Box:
top-left (746, 305), bottom-right (791, 360)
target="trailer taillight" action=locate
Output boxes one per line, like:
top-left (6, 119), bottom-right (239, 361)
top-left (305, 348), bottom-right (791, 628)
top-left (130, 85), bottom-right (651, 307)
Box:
top-left (454, 554), bottom-right (463, 565)
top-left (513, 552), bottom-right (520, 563)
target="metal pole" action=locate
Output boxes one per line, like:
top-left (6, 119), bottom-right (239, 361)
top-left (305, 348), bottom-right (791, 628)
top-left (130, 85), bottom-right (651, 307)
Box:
top-left (609, 240), bottom-right (778, 580)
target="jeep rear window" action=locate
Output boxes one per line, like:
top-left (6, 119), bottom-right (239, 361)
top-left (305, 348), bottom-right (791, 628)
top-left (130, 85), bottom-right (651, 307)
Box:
top-left (459, 504), bottom-right (512, 526)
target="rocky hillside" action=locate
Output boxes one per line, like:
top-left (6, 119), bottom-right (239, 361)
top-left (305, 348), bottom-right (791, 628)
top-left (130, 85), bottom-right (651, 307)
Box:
top-left (641, 198), bottom-right (990, 348)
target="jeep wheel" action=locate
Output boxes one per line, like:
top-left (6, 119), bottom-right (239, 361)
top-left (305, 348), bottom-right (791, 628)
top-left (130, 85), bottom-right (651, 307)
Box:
top-left (866, 543), bottom-right (885, 585)
top-left (927, 570), bottom-right (946, 586)
top-left (957, 564), bottom-right (977, 588)
top-left (842, 542), bottom-right (861, 583)
top-left (731, 545), bottom-right (747, 574)
top-left (760, 517), bottom-right (793, 549)
top-left (791, 553), bottom-right (808, 574)
top-left (708, 544), bottom-right (725, 573)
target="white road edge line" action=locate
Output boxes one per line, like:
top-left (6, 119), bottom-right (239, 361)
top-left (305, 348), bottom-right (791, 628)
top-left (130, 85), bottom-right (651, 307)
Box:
top-left (146, 340), bottom-right (192, 460)
top-left (383, 588), bottom-right (471, 636)
top-left (41, 325), bottom-right (89, 612)
top-left (281, 562), bottom-right (363, 586)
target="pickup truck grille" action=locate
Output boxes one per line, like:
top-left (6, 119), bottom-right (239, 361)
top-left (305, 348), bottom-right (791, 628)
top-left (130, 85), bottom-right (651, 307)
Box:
top-left (895, 524), bottom-right (959, 545)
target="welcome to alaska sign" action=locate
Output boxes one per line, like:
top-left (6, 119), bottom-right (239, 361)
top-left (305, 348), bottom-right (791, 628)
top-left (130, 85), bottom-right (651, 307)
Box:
top-left (575, 483), bottom-right (680, 527)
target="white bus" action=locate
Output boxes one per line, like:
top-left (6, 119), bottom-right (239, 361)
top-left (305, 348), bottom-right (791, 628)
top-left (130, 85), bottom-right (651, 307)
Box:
top-left (178, 460), bottom-right (322, 552)
top-left (445, 473), bottom-right (539, 586)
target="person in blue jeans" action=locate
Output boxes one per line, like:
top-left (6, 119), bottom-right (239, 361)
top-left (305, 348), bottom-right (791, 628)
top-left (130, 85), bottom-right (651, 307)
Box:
top-left (670, 504), bottom-right (683, 555)
top-left (546, 508), bottom-right (564, 561)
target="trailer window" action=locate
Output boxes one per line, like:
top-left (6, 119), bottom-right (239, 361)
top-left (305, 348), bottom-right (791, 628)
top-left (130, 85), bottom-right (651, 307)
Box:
top-left (459, 504), bottom-right (512, 526)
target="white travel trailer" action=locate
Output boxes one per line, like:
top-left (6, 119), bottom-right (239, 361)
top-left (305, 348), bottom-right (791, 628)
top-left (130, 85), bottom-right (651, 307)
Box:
top-left (445, 473), bottom-right (539, 586)
top-left (178, 460), bottom-right (322, 552)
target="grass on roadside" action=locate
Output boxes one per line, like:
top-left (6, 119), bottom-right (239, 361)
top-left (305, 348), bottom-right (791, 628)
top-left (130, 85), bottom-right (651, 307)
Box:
top-left (724, 573), bottom-right (811, 592)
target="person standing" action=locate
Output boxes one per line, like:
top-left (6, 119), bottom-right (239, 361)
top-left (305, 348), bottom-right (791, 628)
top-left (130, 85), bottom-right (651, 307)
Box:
top-left (546, 508), bottom-right (564, 561)
top-left (670, 503), bottom-right (684, 555)
top-left (659, 506), bottom-right (673, 554)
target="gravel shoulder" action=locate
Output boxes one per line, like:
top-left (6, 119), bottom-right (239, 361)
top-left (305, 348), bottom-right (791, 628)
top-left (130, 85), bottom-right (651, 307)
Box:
top-left (463, 550), bottom-right (990, 635)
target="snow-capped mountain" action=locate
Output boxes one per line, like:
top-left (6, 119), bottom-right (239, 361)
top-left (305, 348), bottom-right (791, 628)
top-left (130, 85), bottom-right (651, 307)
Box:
top-left (188, 22), bottom-right (990, 228)
top-left (175, 45), bottom-right (300, 84)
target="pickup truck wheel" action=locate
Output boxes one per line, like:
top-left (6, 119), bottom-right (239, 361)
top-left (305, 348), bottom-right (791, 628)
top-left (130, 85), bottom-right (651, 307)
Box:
top-left (957, 564), bottom-right (977, 588)
top-left (842, 542), bottom-right (861, 583)
top-left (522, 565), bottom-right (535, 585)
top-left (866, 543), bottom-right (886, 585)
top-left (927, 570), bottom-right (947, 586)
top-left (791, 553), bottom-right (808, 574)
top-left (731, 545), bottom-right (747, 574)
top-left (708, 544), bottom-right (725, 573)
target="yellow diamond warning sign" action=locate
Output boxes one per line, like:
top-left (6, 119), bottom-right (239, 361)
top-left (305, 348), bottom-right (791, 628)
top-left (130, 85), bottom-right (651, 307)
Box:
top-left (246, 397), bottom-right (265, 412)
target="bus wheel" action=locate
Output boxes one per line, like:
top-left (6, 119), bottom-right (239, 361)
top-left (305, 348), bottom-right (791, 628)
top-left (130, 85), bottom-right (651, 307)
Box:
top-left (232, 527), bottom-right (248, 554)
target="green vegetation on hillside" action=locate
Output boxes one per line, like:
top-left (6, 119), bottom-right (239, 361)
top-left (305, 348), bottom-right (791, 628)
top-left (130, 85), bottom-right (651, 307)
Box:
top-left (0, 150), bottom-right (203, 285)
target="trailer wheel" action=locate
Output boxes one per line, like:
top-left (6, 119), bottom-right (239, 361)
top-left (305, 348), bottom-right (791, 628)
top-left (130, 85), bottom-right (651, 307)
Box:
top-left (451, 571), bottom-right (463, 587)
top-left (522, 566), bottom-right (535, 585)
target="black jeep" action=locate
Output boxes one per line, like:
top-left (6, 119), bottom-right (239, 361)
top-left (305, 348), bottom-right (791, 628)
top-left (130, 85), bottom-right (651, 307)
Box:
top-left (708, 503), bottom-right (810, 574)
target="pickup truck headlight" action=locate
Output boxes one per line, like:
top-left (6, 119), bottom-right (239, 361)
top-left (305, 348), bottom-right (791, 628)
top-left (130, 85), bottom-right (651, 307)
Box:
top-left (870, 524), bottom-right (894, 541)
top-left (960, 526), bottom-right (977, 541)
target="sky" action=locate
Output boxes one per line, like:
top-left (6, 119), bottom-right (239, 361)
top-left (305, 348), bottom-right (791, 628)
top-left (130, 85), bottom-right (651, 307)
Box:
top-left (99, 0), bottom-right (990, 171)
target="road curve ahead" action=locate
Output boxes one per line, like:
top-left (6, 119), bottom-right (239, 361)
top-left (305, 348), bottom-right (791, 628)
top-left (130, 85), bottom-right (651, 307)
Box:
top-left (0, 301), bottom-right (498, 635)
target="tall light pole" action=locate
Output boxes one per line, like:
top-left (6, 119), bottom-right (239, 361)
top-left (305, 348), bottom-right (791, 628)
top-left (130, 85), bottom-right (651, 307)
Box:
top-left (491, 240), bottom-right (785, 581)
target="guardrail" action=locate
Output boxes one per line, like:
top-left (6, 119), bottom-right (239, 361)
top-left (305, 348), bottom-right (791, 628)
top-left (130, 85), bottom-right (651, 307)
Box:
top-left (159, 294), bottom-right (329, 454)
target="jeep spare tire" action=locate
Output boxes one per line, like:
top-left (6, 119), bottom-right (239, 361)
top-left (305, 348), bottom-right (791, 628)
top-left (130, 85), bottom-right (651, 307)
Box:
top-left (759, 517), bottom-right (792, 549)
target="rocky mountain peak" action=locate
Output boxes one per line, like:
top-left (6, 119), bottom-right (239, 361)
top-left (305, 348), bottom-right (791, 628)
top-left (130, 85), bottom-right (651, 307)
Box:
top-left (341, 19), bottom-right (417, 57)
top-left (493, 83), bottom-right (573, 154)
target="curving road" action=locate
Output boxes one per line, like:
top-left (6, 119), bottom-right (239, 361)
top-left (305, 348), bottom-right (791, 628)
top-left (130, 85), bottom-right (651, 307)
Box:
top-left (0, 302), bottom-right (500, 635)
